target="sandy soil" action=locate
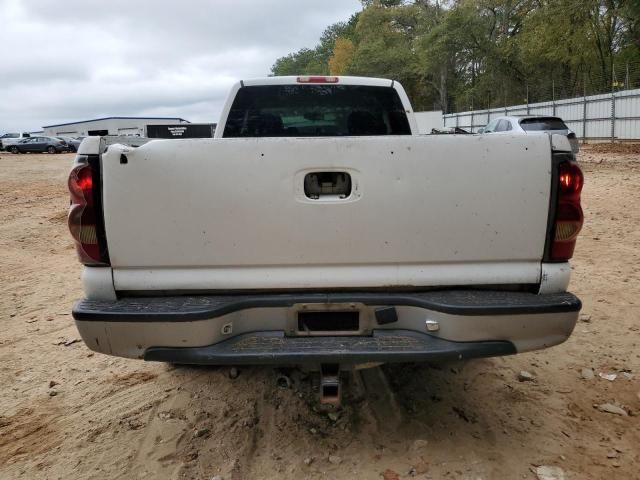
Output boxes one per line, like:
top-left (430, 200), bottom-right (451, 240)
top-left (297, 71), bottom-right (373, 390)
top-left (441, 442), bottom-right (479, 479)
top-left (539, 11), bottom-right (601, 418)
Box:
top-left (0, 146), bottom-right (639, 480)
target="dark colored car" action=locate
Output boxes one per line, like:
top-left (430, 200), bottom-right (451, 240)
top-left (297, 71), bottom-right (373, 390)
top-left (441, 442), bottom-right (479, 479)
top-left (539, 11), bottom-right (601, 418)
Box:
top-left (9, 136), bottom-right (69, 154)
top-left (56, 136), bottom-right (81, 152)
top-left (430, 127), bottom-right (471, 134)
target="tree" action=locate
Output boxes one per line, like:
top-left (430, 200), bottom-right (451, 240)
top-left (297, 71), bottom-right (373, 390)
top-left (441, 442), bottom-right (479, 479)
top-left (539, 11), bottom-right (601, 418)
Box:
top-left (623, 0), bottom-right (639, 48)
top-left (271, 15), bottom-right (359, 76)
top-left (271, 48), bottom-right (328, 76)
top-left (347, 3), bottom-right (431, 107)
top-left (272, 0), bottom-right (640, 110)
top-left (585, 0), bottom-right (628, 88)
top-left (360, 0), bottom-right (405, 7)
top-left (328, 38), bottom-right (356, 74)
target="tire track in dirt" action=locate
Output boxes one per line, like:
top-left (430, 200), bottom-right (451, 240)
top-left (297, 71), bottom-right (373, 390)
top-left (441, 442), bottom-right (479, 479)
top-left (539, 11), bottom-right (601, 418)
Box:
top-left (0, 404), bottom-right (63, 466)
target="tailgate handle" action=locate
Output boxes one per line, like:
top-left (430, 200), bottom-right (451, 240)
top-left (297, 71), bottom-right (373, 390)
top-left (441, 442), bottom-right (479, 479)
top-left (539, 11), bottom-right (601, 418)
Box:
top-left (304, 172), bottom-right (352, 200)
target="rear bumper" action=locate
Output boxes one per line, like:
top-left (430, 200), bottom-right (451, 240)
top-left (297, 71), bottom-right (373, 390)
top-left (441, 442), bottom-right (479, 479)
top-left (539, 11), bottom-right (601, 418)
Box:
top-left (72, 290), bottom-right (581, 365)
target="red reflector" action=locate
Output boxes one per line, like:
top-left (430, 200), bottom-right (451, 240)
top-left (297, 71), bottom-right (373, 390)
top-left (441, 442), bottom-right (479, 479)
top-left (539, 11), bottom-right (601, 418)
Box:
top-left (556, 202), bottom-right (583, 223)
top-left (551, 237), bottom-right (578, 260)
top-left (554, 202), bottom-right (583, 242)
top-left (297, 76), bottom-right (339, 84)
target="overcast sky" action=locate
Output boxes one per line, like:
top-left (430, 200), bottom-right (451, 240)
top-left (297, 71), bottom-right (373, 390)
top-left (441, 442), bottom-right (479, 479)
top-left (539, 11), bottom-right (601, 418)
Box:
top-left (0, 0), bottom-right (361, 133)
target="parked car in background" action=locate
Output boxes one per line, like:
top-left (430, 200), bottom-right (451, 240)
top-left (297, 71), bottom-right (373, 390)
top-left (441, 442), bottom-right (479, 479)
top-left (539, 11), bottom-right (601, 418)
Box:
top-left (430, 127), bottom-right (470, 135)
top-left (8, 136), bottom-right (68, 154)
top-left (56, 136), bottom-right (82, 152)
top-left (0, 132), bottom-right (31, 151)
top-left (479, 116), bottom-right (579, 153)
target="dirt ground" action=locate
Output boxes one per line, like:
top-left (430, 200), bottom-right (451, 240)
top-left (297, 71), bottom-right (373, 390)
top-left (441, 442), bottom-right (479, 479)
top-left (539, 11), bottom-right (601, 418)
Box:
top-left (0, 145), bottom-right (639, 480)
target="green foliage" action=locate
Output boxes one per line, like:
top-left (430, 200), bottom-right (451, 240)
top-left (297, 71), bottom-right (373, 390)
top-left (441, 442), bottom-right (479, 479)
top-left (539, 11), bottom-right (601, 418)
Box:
top-left (271, 0), bottom-right (640, 111)
top-left (271, 14), bottom-right (360, 76)
top-left (271, 48), bottom-right (327, 76)
top-left (329, 38), bottom-right (356, 75)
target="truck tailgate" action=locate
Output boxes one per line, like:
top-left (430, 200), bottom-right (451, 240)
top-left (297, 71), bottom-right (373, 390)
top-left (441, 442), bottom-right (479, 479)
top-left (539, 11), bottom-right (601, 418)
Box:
top-left (101, 135), bottom-right (552, 291)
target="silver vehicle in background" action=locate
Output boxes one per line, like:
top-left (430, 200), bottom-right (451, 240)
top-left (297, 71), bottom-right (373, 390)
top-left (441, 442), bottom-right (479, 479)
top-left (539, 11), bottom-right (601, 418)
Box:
top-left (0, 132), bottom-right (31, 151)
top-left (479, 116), bottom-right (579, 153)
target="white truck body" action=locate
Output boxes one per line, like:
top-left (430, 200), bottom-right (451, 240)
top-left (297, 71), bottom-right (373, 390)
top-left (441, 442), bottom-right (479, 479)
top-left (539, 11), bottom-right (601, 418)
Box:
top-left (69, 77), bottom-right (583, 369)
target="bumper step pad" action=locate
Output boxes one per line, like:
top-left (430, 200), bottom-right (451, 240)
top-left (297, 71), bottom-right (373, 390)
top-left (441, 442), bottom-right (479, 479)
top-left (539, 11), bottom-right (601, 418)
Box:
top-left (74, 290), bottom-right (581, 322)
top-left (143, 330), bottom-right (516, 365)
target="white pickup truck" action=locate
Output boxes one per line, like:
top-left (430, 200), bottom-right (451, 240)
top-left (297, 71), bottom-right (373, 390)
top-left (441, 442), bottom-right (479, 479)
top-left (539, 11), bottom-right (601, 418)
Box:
top-left (69, 76), bottom-right (583, 382)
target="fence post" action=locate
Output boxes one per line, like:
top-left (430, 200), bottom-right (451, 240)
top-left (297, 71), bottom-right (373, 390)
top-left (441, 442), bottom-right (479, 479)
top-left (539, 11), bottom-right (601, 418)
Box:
top-left (552, 79), bottom-right (556, 116)
top-left (470, 99), bottom-right (474, 133)
top-left (582, 75), bottom-right (587, 144)
top-left (611, 65), bottom-right (616, 143)
top-left (504, 89), bottom-right (507, 116)
top-left (611, 93), bottom-right (616, 143)
top-left (526, 83), bottom-right (530, 115)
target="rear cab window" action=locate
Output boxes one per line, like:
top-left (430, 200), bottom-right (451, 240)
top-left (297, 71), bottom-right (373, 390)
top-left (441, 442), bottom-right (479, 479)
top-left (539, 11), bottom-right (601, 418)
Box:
top-left (519, 117), bottom-right (568, 131)
top-left (223, 85), bottom-right (411, 137)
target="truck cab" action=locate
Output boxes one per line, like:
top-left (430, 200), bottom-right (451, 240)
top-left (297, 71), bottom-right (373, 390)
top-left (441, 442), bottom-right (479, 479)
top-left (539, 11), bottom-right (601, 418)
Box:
top-left (215, 76), bottom-right (419, 138)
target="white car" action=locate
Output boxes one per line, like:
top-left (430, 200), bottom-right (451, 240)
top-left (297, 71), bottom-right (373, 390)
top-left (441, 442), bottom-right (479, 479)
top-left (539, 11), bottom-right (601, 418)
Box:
top-left (67, 77), bottom-right (583, 400)
top-left (0, 132), bottom-right (31, 151)
top-left (479, 116), bottom-right (579, 153)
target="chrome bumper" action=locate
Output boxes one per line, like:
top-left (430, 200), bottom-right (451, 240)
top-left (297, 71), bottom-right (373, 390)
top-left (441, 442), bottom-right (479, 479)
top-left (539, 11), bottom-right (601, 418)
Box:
top-left (73, 290), bottom-right (580, 364)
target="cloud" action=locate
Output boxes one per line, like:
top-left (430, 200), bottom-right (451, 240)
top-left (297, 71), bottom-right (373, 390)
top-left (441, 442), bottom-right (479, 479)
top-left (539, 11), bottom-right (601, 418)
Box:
top-left (0, 0), bottom-right (361, 132)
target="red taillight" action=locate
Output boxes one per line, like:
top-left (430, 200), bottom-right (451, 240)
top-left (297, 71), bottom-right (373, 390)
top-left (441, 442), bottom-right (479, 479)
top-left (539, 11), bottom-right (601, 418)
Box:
top-left (296, 76), bottom-right (339, 84)
top-left (69, 166), bottom-right (93, 205)
top-left (550, 160), bottom-right (584, 261)
top-left (558, 161), bottom-right (583, 194)
top-left (68, 162), bottom-right (107, 265)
